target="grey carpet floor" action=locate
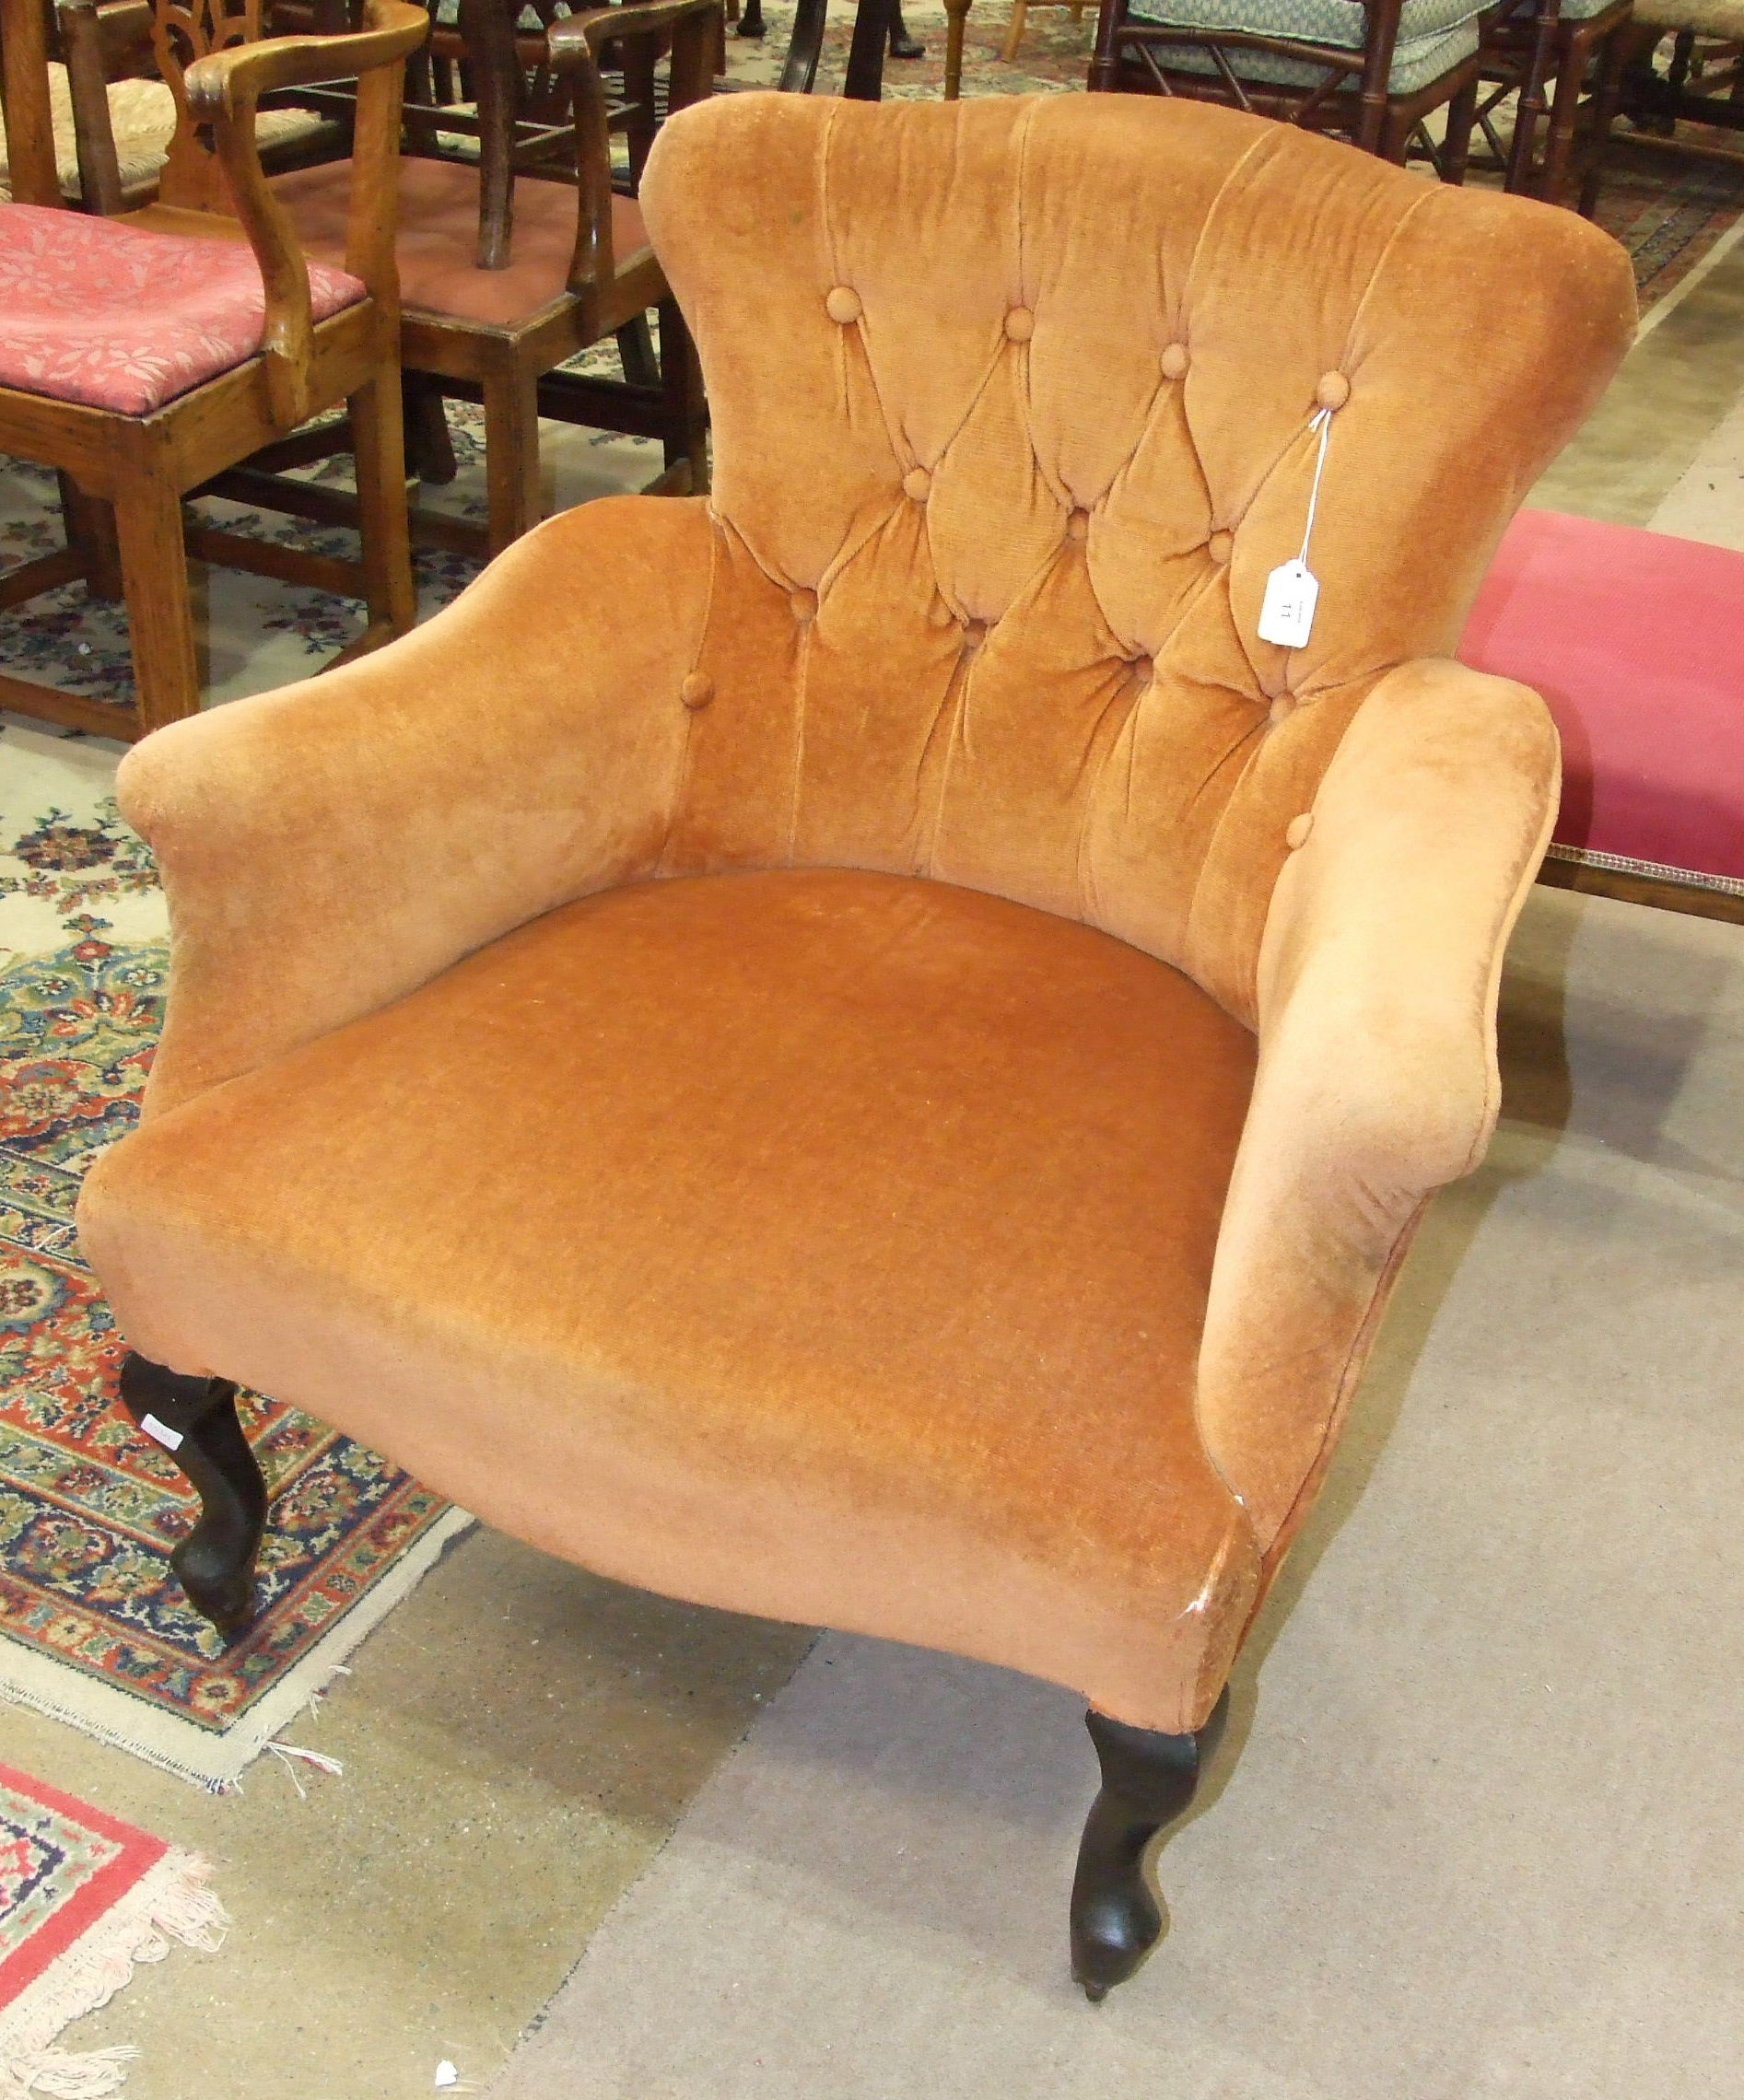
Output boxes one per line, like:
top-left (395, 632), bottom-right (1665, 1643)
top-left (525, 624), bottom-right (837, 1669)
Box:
top-left (493, 884), bottom-right (1742, 2100)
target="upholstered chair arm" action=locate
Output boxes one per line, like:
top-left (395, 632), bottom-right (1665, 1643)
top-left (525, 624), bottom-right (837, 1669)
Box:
top-left (119, 496), bottom-right (715, 1120)
top-left (1195, 656), bottom-right (1560, 1564)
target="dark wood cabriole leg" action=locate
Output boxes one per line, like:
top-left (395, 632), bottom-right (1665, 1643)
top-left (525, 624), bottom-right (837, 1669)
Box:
top-left (1070, 1686), bottom-right (1230, 2001)
top-left (118, 1352), bottom-right (267, 1638)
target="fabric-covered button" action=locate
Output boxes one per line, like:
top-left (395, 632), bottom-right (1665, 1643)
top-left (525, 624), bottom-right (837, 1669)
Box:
top-left (825, 286), bottom-right (862, 324)
top-left (1004, 307), bottom-right (1035, 342)
top-left (1316, 369), bottom-right (1351, 411)
top-left (790, 589), bottom-right (818, 623)
top-left (1160, 342), bottom-right (1189, 380)
top-left (903, 466), bottom-right (932, 501)
top-left (1269, 694), bottom-right (1295, 725)
top-left (1130, 655), bottom-right (1154, 682)
top-left (1066, 508), bottom-right (1091, 542)
top-left (680, 671), bottom-right (714, 712)
top-left (1285, 812), bottom-right (1314, 849)
top-left (1207, 530), bottom-right (1233, 565)
top-left (962, 619), bottom-right (988, 648)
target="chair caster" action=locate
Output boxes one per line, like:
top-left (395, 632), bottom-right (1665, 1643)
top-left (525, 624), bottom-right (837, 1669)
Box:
top-left (1080, 1979), bottom-right (1109, 2004)
top-left (890, 31), bottom-right (925, 55)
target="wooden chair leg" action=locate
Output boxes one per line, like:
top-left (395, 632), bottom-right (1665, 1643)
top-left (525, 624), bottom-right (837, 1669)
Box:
top-left (616, 313), bottom-right (661, 390)
top-left (1539, 29), bottom-right (1588, 205)
top-left (403, 372), bottom-right (458, 486)
top-left (483, 368), bottom-right (544, 558)
top-left (1071, 1690), bottom-right (1230, 2001)
top-left (659, 296), bottom-right (709, 496)
top-left (944, 0), bottom-right (972, 96)
top-left (1577, 22), bottom-right (1629, 218)
top-left (1441, 75), bottom-right (1478, 184)
top-left (118, 1352), bottom-right (267, 1637)
top-left (1001, 0), bottom-right (1028, 63)
top-left (57, 472), bottom-right (123, 601)
top-left (349, 370), bottom-right (417, 642)
top-left (112, 476), bottom-right (201, 734)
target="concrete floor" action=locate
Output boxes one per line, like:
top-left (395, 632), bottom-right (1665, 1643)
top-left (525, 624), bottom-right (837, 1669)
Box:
top-left (7, 1534), bottom-right (813, 2098)
top-left (4, 181), bottom-right (1739, 2100)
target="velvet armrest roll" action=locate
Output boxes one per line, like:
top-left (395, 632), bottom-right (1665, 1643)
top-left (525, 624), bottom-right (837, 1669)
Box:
top-left (1195, 656), bottom-right (1561, 1564)
top-left (118, 496), bottom-right (715, 1120)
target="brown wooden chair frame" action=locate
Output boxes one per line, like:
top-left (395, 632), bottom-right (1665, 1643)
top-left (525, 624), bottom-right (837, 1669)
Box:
top-left (1080, 0), bottom-right (1484, 176)
top-left (1475, 0), bottom-right (1631, 213)
top-left (0, 0), bottom-right (425, 739)
top-left (135, 0), bottom-right (718, 555)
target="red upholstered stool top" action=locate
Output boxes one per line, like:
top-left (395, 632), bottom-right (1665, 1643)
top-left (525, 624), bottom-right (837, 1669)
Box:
top-left (0, 203), bottom-right (366, 417)
top-left (1460, 508), bottom-right (1744, 885)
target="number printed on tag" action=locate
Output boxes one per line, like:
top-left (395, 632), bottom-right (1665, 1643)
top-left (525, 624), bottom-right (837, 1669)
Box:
top-left (1258, 559), bottom-right (1320, 648)
top-left (140, 1411), bottom-right (185, 1452)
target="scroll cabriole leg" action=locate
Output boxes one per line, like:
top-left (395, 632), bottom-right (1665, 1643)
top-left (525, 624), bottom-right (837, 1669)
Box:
top-left (118, 1352), bottom-right (267, 1638)
top-left (1070, 1686), bottom-right (1230, 2001)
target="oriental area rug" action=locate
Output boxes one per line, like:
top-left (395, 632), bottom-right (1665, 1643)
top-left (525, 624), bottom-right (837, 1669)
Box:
top-left (0, 763), bottom-right (471, 1791)
top-left (0, 1761), bottom-right (226, 2098)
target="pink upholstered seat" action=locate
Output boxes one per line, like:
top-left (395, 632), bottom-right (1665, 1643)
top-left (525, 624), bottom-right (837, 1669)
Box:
top-left (0, 202), bottom-right (366, 416)
top-left (1461, 508), bottom-right (1744, 884)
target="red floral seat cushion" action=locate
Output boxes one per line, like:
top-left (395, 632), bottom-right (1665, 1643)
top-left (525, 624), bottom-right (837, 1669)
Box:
top-left (0, 203), bottom-right (366, 417)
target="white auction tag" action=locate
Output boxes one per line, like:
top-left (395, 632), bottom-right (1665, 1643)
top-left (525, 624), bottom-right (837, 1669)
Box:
top-left (1258, 559), bottom-right (1320, 648)
top-left (140, 1411), bottom-right (185, 1451)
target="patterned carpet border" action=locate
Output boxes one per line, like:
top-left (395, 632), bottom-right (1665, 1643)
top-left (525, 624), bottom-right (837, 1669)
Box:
top-left (0, 1760), bottom-right (226, 2094)
top-left (0, 933), bottom-right (473, 1791)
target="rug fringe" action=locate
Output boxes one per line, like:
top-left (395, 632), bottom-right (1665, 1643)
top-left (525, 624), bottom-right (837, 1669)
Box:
top-left (0, 1849), bottom-right (227, 2097)
top-left (0, 1508), bottom-right (474, 1790)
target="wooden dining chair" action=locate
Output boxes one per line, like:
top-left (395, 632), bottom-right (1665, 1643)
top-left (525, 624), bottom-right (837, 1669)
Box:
top-left (124, 0), bottom-right (718, 556)
top-left (1073, 0), bottom-right (1485, 178)
top-left (1474, 0), bottom-right (1632, 214)
top-left (0, 0), bottom-right (423, 739)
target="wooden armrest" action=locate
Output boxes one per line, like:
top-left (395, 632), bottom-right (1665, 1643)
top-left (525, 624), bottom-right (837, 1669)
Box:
top-left (179, 0), bottom-right (428, 427)
top-left (546, 0), bottom-right (724, 63)
top-left (546, 0), bottom-right (720, 299)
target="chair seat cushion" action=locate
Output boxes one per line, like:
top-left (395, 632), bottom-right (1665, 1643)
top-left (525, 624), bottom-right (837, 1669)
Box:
top-left (1459, 509), bottom-right (1744, 885)
top-left (0, 64), bottom-right (326, 204)
top-left (267, 156), bottom-right (652, 329)
top-left (1127, 0), bottom-right (1485, 93)
top-left (0, 202), bottom-right (365, 414)
top-left (80, 869), bottom-right (1260, 1729)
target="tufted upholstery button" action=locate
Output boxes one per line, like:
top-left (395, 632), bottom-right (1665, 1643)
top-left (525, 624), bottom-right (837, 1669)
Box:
top-left (1066, 508), bottom-right (1091, 542)
top-left (790, 588), bottom-right (818, 623)
top-left (1003, 307), bottom-right (1035, 343)
top-left (1207, 530), bottom-right (1234, 565)
top-left (1269, 694), bottom-right (1296, 725)
top-left (962, 619), bottom-right (988, 649)
top-left (1285, 812), bottom-right (1315, 849)
top-left (903, 466), bottom-right (932, 502)
top-left (1131, 655), bottom-right (1154, 682)
top-left (825, 286), bottom-right (862, 324)
top-left (679, 671), bottom-right (714, 712)
top-left (1316, 369), bottom-right (1351, 412)
top-left (1160, 343), bottom-right (1190, 381)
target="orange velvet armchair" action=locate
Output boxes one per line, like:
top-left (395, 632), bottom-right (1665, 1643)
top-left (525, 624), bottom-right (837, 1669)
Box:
top-left (76, 93), bottom-right (1634, 1997)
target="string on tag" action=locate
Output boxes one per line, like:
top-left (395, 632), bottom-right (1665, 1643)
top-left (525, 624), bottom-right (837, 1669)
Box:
top-left (1297, 405), bottom-right (1334, 569)
top-left (1257, 403), bottom-right (1338, 652)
